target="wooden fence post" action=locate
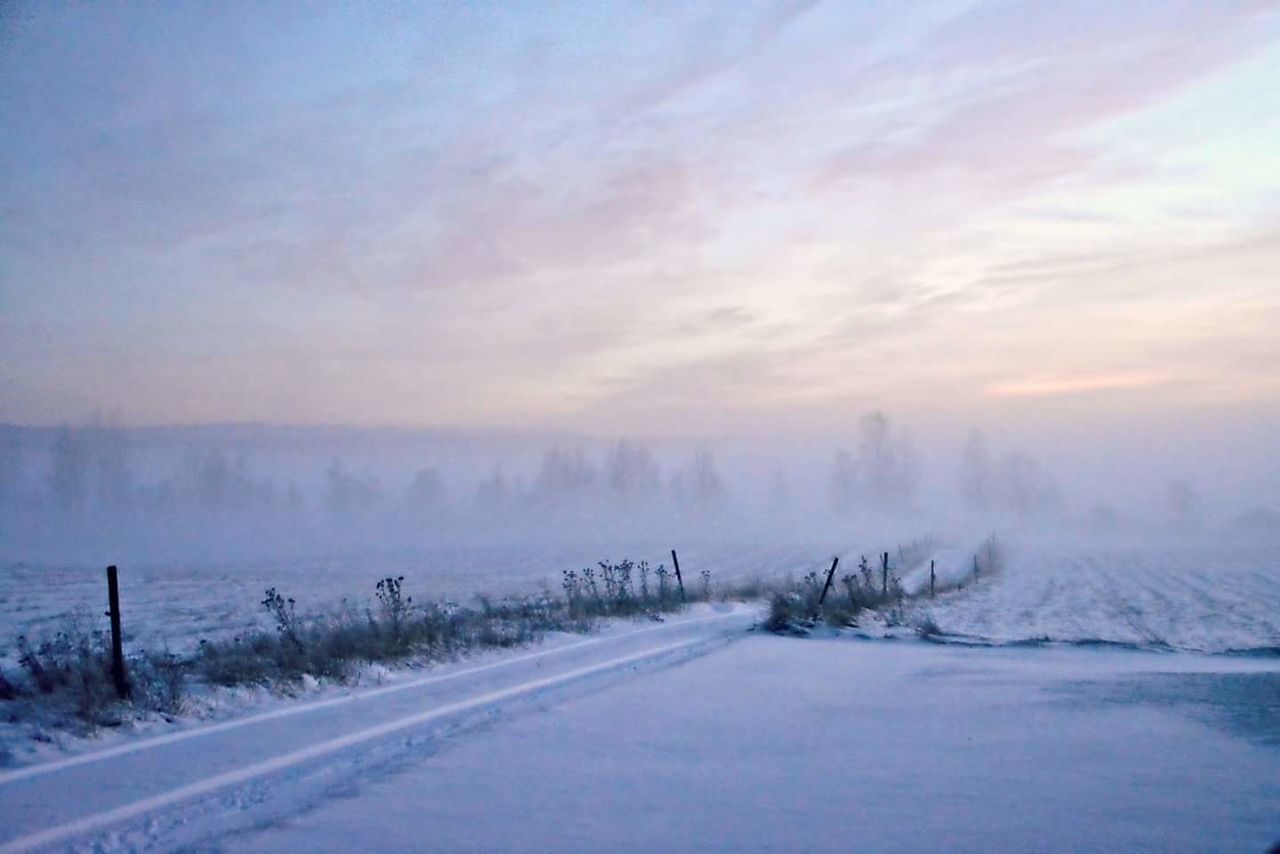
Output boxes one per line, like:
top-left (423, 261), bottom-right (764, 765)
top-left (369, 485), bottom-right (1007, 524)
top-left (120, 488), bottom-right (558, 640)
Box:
top-left (817, 556), bottom-right (840, 608)
top-left (881, 552), bottom-right (889, 597)
top-left (106, 565), bottom-right (130, 699)
top-left (670, 549), bottom-right (686, 602)
top-left (930, 559), bottom-right (936, 599)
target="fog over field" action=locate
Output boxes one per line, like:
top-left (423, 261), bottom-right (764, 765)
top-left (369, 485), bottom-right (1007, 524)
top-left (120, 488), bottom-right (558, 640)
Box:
top-left (2, 413), bottom-right (1276, 569)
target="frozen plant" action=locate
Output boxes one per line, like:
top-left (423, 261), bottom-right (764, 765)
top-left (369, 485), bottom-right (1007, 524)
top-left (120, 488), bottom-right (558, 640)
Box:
top-left (375, 576), bottom-right (412, 637)
top-left (581, 565), bottom-right (602, 608)
top-left (262, 587), bottom-right (299, 644)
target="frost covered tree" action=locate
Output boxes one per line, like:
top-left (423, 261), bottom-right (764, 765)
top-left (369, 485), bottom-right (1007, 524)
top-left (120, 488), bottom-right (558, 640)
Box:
top-left (49, 427), bottom-right (88, 513)
top-left (405, 467), bottom-right (446, 510)
top-left (475, 466), bottom-right (512, 509)
top-left (671, 448), bottom-right (724, 507)
top-left (532, 447), bottom-right (598, 501)
top-left (830, 412), bottom-right (917, 510)
top-left (0, 428), bottom-right (20, 509)
top-left (828, 449), bottom-right (858, 510)
top-left (1165, 478), bottom-right (1203, 530)
top-left (605, 440), bottom-right (660, 502)
top-left (184, 448), bottom-right (273, 512)
top-left (85, 425), bottom-right (133, 510)
top-left (325, 458), bottom-right (380, 513)
top-left (767, 469), bottom-right (790, 511)
top-left (996, 453), bottom-right (1061, 516)
top-left (857, 412), bottom-right (917, 505)
top-left (957, 432), bottom-right (1061, 517)
top-left (284, 481), bottom-right (305, 511)
top-left (958, 430), bottom-right (993, 510)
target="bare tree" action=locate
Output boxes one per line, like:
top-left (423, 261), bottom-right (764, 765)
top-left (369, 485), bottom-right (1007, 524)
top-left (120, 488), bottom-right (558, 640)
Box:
top-left (856, 412), bottom-right (916, 505)
top-left (406, 467), bottom-right (446, 510)
top-left (605, 440), bottom-right (661, 502)
top-left (830, 412), bottom-right (917, 510)
top-left (49, 427), bottom-right (87, 513)
top-left (325, 458), bottom-right (380, 513)
top-left (475, 466), bottom-right (512, 509)
top-left (1166, 478), bottom-right (1203, 530)
top-left (672, 448), bottom-right (724, 507)
top-left (86, 424), bottom-right (132, 509)
top-left (532, 447), bottom-right (598, 501)
top-left (998, 453), bottom-right (1061, 516)
top-left (767, 469), bottom-right (790, 511)
top-left (0, 428), bottom-right (19, 509)
top-left (828, 449), bottom-right (858, 510)
top-left (958, 430), bottom-right (993, 510)
top-left (958, 431), bottom-right (1062, 517)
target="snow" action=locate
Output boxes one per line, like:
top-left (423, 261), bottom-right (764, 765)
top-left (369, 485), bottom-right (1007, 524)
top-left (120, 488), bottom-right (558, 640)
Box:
top-left (1, 607), bottom-right (1276, 852)
top-left (919, 539), bottom-right (1280, 653)
top-left (899, 548), bottom-right (976, 596)
top-left (235, 638), bottom-right (1277, 853)
top-left (0, 606), bottom-right (755, 850)
top-left (2, 532), bottom-right (1278, 851)
top-left (6, 536), bottom-right (1278, 660)
top-left (227, 638), bottom-right (1280, 853)
top-left (0, 541), bottom-right (828, 655)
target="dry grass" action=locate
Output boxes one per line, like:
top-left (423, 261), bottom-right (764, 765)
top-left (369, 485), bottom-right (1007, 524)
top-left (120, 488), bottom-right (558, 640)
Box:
top-left (1, 559), bottom-right (728, 734)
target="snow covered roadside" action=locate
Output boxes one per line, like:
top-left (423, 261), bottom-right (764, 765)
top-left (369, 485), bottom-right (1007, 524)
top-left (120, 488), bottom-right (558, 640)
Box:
top-left (228, 635), bottom-right (1280, 854)
top-left (0, 605), bottom-right (758, 852)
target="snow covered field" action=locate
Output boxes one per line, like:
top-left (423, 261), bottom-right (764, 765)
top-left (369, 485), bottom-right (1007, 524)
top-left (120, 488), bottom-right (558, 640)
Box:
top-left (1, 608), bottom-right (1275, 852)
top-left (0, 541), bottom-right (829, 654)
top-left (2, 535), bottom-right (1278, 851)
top-left (917, 538), bottom-right (1280, 654)
top-left (4, 535), bottom-right (1277, 657)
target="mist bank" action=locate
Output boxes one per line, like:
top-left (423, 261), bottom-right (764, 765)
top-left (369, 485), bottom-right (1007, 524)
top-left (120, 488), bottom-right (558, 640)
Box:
top-left (1, 415), bottom-right (1276, 568)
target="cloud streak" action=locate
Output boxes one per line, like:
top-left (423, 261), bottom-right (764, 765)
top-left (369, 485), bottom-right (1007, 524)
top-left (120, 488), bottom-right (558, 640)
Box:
top-left (984, 373), bottom-right (1178, 399)
top-left (1, 1), bottom-right (1277, 433)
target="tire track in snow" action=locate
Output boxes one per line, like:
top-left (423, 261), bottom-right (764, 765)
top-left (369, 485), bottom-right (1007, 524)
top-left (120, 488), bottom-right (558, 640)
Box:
top-left (0, 611), bottom-right (744, 788)
top-left (0, 614), bottom-right (753, 852)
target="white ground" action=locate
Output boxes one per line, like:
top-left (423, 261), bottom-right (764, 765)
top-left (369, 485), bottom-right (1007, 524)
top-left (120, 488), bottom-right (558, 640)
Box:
top-left (2, 537), bottom-right (1278, 851)
top-left (4, 536), bottom-right (1278, 656)
top-left (230, 638), bottom-right (1280, 854)
top-left (917, 539), bottom-right (1280, 653)
top-left (0, 604), bottom-right (1277, 852)
top-left (0, 541), bottom-right (826, 654)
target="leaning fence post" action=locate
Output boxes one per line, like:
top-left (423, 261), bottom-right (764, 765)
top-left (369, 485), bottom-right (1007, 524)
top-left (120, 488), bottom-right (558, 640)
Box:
top-left (930, 559), bottom-right (936, 599)
top-left (106, 565), bottom-right (130, 699)
top-left (881, 552), bottom-right (889, 597)
top-left (670, 549), bottom-right (686, 602)
top-left (817, 555), bottom-right (840, 609)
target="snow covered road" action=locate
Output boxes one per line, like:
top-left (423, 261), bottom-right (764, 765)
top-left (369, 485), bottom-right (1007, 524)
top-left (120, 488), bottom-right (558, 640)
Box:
top-left (232, 636), bottom-right (1280, 854)
top-left (3, 604), bottom-right (1277, 852)
top-left (0, 607), bottom-right (758, 852)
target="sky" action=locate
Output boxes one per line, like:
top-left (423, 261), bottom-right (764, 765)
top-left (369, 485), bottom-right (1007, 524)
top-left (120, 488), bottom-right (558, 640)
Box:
top-left (2, 0), bottom-right (1278, 440)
